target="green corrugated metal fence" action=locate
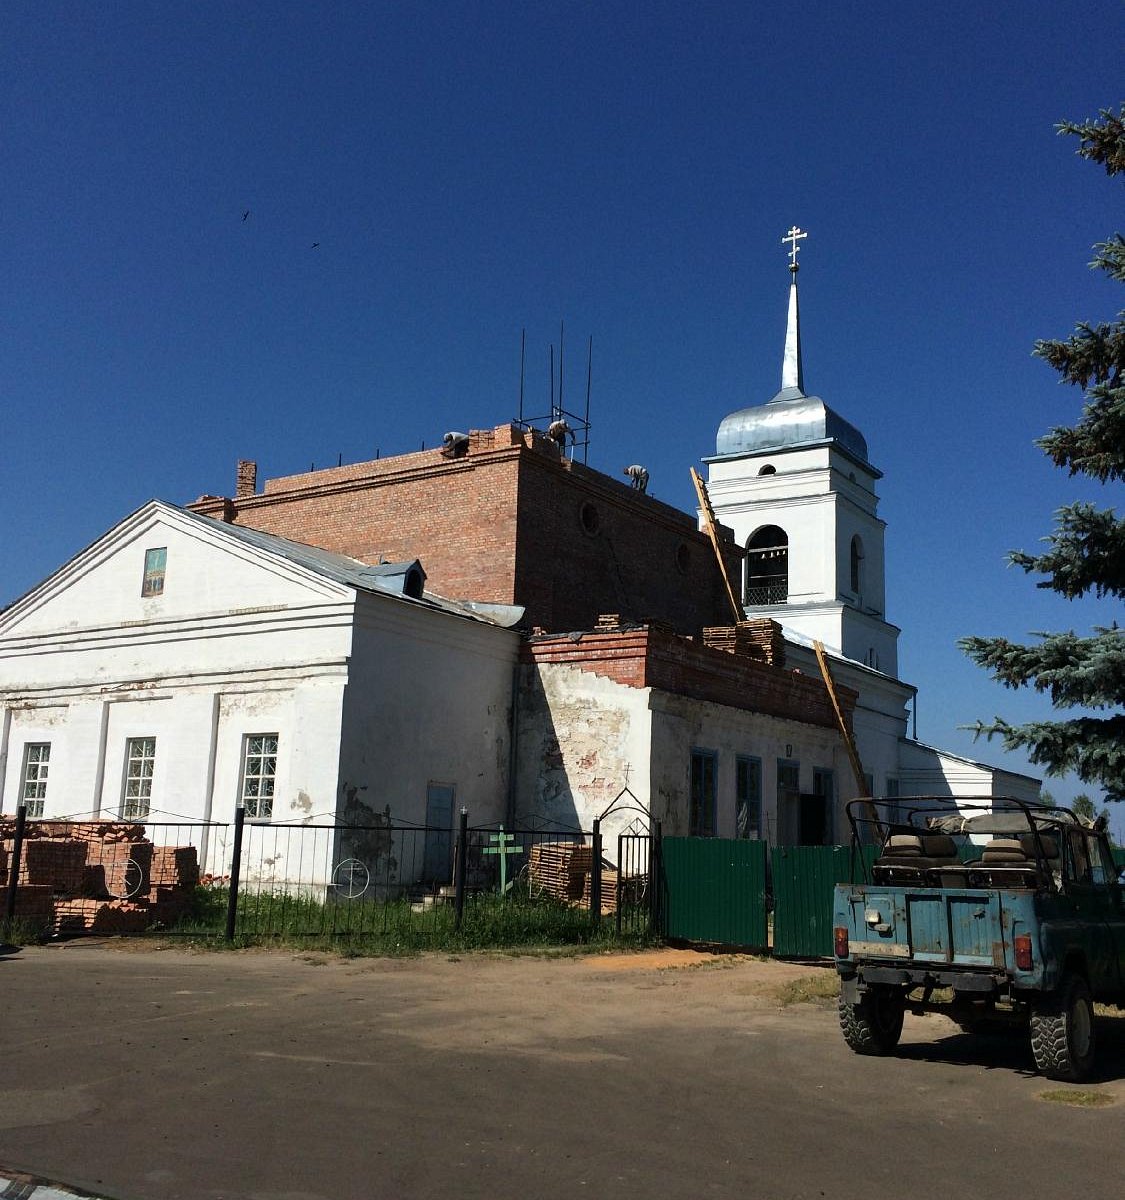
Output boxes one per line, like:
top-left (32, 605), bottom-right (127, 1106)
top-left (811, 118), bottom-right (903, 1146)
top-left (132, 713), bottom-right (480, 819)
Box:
top-left (771, 844), bottom-right (878, 958)
top-left (661, 837), bottom-right (768, 949)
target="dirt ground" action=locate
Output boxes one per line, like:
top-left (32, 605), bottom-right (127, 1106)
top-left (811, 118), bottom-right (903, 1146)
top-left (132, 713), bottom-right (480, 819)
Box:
top-left (1, 941), bottom-right (1123, 1200)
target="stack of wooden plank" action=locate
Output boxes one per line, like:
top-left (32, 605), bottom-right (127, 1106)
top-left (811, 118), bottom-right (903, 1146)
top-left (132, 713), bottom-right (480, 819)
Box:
top-left (581, 866), bottom-right (619, 915)
top-left (529, 842), bottom-right (592, 902)
top-left (702, 619), bottom-right (785, 666)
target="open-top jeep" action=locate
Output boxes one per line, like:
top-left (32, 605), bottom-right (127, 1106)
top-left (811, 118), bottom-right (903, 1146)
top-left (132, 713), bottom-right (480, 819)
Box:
top-left (833, 797), bottom-right (1125, 1081)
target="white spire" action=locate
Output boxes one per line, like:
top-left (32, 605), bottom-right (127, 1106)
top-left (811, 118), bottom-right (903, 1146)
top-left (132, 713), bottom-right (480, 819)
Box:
top-left (780, 226), bottom-right (806, 394)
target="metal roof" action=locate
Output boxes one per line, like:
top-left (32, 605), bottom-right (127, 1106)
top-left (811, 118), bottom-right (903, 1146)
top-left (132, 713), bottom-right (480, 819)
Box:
top-left (715, 386), bottom-right (871, 463)
top-left (171, 503), bottom-right (522, 627)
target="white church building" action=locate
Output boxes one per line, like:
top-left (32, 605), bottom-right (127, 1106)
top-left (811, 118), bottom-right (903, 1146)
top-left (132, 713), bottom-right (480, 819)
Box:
top-left (0, 501), bottom-right (522, 885)
top-left (0, 231), bottom-right (1039, 892)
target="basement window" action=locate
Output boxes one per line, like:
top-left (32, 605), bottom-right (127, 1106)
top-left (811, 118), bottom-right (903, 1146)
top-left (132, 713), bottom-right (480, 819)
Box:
top-left (141, 547), bottom-right (167, 597)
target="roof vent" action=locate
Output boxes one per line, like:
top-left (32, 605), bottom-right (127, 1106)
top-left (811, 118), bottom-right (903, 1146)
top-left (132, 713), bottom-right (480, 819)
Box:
top-left (357, 559), bottom-right (427, 600)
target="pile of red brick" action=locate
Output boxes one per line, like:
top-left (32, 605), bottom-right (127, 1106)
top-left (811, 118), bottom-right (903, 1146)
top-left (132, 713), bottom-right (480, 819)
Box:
top-left (0, 819), bottom-right (200, 936)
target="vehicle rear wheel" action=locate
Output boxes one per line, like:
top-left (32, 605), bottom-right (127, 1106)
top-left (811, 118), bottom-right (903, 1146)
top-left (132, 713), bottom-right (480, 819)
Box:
top-left (1030, 974), bottom-right (1096, 1082)
top-left (839, 986), bottom-right (905, 1055)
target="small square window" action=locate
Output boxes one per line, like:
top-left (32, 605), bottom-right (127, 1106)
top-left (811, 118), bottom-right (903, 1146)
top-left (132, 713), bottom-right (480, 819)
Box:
top-left (241, 734), bottom-right (279, 819)
top-left (142, 547), bottom-right (167, 597)
top-left (21, 743), bottom-right (50, 818)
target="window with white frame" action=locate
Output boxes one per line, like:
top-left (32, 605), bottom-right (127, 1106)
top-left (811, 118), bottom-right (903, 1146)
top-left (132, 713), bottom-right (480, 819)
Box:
top-left (121, 737), bottom-right (156, 820)
top-left (21, 743), bottom-right (51, 818)
top-left (240, 734), bottom-right (278, 819)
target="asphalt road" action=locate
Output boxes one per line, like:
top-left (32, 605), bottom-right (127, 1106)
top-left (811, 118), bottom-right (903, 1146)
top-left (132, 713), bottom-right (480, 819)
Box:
top-left (1, 943), bottom-right (1122, 1200)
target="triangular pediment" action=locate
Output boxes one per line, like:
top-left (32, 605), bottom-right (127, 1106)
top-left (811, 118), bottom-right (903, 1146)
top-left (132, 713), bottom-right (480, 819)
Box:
top-left (0, 501), bottom-right (353, 638)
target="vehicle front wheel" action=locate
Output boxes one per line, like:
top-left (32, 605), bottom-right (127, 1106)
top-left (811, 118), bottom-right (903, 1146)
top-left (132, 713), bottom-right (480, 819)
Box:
top-left (1030, 975), bottom-right (1096, 1082)
top-left (839, 986), bottom-right (905, 1055)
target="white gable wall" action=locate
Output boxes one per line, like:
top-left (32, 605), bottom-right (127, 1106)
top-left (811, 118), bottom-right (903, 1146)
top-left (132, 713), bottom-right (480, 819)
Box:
top-left (0, 506), bottom-right (355, 833)
top-left (338, 594), bottom-right (520, 833)
top-left (898, 739), bottom-right (1041, 803)
top-left (3, 507), bottom-right (347, 638)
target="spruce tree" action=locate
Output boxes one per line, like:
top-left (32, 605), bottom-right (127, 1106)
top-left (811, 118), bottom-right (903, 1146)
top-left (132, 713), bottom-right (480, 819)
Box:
top-left (960, 105), bottom-right (1125, 802)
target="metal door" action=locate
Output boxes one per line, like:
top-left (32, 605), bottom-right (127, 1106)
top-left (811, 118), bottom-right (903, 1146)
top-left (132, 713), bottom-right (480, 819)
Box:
top-left (423, 784), bottom-right (455, 882)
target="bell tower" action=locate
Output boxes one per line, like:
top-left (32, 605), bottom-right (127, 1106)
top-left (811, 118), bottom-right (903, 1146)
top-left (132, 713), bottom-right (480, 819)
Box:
top-left (704, 228), bottom-right (900, 675)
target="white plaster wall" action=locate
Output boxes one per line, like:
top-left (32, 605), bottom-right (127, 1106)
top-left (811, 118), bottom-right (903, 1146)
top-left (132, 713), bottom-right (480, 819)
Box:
top-left (0, 504), bottom-right (354, 886)
top-left (340, 594), bottom-right (519, 831)
top-left (514, 662), bottom-right (653, 849)
top-left (649, 694), bottom-right (846, 845)
top-left (897, 740), bottom-right (1039, 801)
top-left (4, 508), bottom-right (347, 638)
top-left (783, 642), bottom-right (911, 797)
top-left (707, 444), bottom-right (898, 672)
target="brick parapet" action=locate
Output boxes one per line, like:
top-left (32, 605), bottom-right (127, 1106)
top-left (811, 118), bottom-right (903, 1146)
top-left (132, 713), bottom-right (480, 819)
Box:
top-left (522, 626), bottom-right (855, 730)
top-left (187, 422), bottom-right (743, 632)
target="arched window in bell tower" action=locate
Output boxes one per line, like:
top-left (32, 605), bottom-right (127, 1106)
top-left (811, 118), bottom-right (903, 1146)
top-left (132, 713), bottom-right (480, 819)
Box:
top-left (850, 535), bottom-right (865, 597)
top-left (745, 525), bottom-right (788, 606)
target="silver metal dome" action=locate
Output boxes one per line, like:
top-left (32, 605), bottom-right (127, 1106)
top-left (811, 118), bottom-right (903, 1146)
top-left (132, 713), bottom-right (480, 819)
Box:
top-left (716, 386), bottom-right (870, 462)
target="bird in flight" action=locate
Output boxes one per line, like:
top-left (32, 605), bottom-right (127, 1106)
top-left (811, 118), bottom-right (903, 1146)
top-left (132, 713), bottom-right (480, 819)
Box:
top-left (311, 242), bottom-right (320, 249)
top-left (242, 210), bottom-right (250, 222)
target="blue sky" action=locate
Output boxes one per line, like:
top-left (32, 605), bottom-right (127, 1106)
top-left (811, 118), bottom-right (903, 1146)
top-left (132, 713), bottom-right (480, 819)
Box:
top-left (3, 3), bottom-right (1121, 823)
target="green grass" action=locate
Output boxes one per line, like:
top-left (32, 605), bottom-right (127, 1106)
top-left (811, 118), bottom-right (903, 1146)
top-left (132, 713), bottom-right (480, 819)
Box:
top-left (1038, 1089), bottom-right (1115, 1108)
top-left (0, 915), bottom-right (52, 947)
top-left (163, 884), bottom-right (657, 956)
top-left (776, 972), bottom-right (840, 1006)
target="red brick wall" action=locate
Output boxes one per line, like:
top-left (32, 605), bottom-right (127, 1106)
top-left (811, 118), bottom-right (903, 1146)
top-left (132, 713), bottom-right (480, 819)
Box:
top-left (190, 424), bottom-right (742, 633)
top-left (193, 440), bottom-right (523, 606)
top-left (522, 626), bottom-right (856, 730)
top-left (513, 452), bottom-right (739, 633)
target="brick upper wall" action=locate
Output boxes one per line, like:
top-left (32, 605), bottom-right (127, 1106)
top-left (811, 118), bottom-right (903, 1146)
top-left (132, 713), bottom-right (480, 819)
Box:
top-left (522, 626), bottom-right (856, 731)
top-left (189, 423), bottom-right (743, 633)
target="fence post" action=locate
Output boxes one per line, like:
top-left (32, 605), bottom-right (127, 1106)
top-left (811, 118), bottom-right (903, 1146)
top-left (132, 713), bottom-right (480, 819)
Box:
top-left (224, 805), bottom-right (245, 942)
top-left (615, 833), bottom-right (623, 936)
top-left (454, 808), bottom-right (468, 930)
top-left (650, 820), bottom-right (663, 935)
top-left (590, 818), bottom-right (602, 927)
top-left (3, 803), bottom-right (29, 928)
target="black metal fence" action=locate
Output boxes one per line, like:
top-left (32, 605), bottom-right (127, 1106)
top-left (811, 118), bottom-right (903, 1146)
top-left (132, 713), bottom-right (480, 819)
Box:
top-left (1, 805), bottom-right (660, 945)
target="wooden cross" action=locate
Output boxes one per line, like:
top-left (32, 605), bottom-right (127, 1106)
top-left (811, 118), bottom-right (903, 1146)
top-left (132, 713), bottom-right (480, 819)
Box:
top-left (782, 225), bottom-right (807, 271)
top-left (483, 826), bottom-right (523, 894)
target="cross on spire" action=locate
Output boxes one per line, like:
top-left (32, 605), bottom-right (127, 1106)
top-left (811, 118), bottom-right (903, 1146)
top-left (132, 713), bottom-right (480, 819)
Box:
top-left (782, 225), bottom-right (807, 273)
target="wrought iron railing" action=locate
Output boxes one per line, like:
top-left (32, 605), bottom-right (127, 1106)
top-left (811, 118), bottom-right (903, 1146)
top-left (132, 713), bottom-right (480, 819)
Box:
top-left (744, 578), bottom-right (787, 606)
